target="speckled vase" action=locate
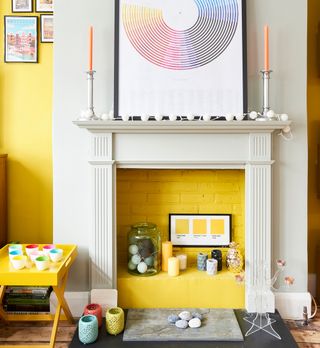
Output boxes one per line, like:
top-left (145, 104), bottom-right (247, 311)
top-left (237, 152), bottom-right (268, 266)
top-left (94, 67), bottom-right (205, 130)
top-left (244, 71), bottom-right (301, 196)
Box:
top-left (197, 253), bottom-right (208, 271)
top-left (78, 315), bottom-right (98, 344)
top-left (84, 303), bottom-right (102, 328)
top-left (106, 307), bottom-right (124, 335)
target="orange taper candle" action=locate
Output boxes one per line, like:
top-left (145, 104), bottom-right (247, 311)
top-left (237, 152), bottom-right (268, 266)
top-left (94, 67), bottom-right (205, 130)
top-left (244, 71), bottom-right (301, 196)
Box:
top-left (264, 25), bottom-right (269, 71)
top-left (162, 241), bottom-right (173, 272)
top-left (89, 26), bottom-right (93, 71)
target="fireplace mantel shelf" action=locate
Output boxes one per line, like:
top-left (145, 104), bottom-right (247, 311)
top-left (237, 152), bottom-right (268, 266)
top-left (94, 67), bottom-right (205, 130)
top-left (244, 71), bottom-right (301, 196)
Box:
top-left (73, 120), bottom-right (291, 133)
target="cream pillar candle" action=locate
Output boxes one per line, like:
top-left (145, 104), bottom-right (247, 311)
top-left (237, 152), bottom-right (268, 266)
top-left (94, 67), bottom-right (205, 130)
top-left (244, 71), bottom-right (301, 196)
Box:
top-left (168, 257), bottom-right (179, 277)
top-left (162, 241), bottom-right (173, 272)
top-left (176, 254), bottom-right (187, 271)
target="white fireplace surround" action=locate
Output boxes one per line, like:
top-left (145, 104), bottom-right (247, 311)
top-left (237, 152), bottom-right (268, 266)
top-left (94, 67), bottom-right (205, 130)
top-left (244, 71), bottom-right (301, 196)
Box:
top-left (74, 120), bottom-right (291, 313)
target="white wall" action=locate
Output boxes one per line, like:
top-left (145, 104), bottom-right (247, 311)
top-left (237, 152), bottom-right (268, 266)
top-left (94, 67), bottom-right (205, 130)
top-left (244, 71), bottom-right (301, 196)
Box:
top-left (53, 0), bottom-right (308, 292)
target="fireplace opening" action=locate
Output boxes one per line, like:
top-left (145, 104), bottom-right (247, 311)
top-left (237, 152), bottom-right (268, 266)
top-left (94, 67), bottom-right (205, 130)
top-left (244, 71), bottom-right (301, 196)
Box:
top-left (116, 168), bottom-right (245, 308)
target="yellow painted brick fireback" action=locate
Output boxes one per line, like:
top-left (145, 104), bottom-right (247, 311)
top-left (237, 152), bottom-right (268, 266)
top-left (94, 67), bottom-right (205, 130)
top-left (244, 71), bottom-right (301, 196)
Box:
top-left (117, 169), bottom-right (245, 308)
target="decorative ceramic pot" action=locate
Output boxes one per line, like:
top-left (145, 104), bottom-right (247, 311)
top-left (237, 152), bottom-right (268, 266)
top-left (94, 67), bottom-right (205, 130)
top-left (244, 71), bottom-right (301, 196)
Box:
top-left (197, 252), bottom-right (208, 271)
top-left (78, 315), bottom-right (98, 344)
top-left (127, 222), bottom-right (161, 276)
top-left (84, 303), bottom-right (102, 328)
top-left (106, 307), bottom-right (124, 335)
top-left (226, 242), bottom-right (243, 273)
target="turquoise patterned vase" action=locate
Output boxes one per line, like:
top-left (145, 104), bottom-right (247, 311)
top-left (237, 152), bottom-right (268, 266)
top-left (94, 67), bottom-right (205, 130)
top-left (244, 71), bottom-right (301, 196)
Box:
top-left (78, 315), bottom-right (98, 344)
top-left (197, 252), bottom-right (208, 271)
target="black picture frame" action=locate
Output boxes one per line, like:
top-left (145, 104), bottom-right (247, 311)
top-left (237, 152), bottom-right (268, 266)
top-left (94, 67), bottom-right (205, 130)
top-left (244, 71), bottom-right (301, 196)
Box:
top-left (169, 213), bottom-right (232, 248)
top-left (11, 0), bottom-right (33, 13)
top-left (114, 0), bottom-right (247, 119)
top-left (40, 14), bottom-right (53, 43)
top-left (4, 16), bottom-right (38, 63)
top-left (35, 0), bottom-right (53, 13)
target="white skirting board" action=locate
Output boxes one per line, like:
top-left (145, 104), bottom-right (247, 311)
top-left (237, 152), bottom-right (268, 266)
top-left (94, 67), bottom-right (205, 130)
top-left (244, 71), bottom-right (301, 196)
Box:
top-left (50, 291), bottom-right (312, 320)
top-left (275, 292), bottom-right (312, 320)
top-left (50, 291), bottom-right (89, 317)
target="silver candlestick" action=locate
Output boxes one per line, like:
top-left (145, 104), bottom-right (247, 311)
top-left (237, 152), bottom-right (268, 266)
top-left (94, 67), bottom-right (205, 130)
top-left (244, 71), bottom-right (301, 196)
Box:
top-left (86, 70), bottom-right (99, 120)
top-left (256, 70), bottom-right (272, 121)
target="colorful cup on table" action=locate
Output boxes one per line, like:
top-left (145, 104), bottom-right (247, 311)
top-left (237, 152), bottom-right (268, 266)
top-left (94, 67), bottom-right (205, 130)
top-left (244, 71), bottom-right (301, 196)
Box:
top-left (9, 249), bottom-right (23, 260)
top-left (49, 248), bottom-right (63, 262)
top-left (25, 244), bottom-right (39, 256)
top-left (8, 244), bottom-right (23, 253)
top-left (35, 255), bottom-right (50, 271)
top-left (11, 255), bottom-right (27, 270)
top-left (29, 250), bottom-right (45, 263)
top-left (43, 244), bottom-right (56, 255)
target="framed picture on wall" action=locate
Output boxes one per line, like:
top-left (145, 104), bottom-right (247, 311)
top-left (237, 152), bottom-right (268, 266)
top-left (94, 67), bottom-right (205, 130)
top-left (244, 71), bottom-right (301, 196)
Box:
top-left (35, 0), bottom-right (53, 12)
top-left (40, 14), bottom-right (53, 43)
top-left (4, 16), bottom-right (38, 63)
top-left (115, 0), bottom-right (247, 119)
top-left (12, 0), bottom-right (33, 12)
top-left (169, 214), bottom-right (232, 247)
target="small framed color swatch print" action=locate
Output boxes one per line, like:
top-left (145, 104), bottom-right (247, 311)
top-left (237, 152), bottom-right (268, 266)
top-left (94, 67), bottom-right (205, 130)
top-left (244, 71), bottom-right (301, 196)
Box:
top-left (169, 214), bottom-right (231, 247)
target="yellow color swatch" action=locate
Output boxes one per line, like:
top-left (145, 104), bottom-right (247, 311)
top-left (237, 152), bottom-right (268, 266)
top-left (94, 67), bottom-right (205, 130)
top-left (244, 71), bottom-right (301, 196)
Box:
top-left (176, 219), bottom-right (189, 235)
top-left (193, 219), bottom-right (207, 234)
top-left (210, 220), bottom-right (225, 235)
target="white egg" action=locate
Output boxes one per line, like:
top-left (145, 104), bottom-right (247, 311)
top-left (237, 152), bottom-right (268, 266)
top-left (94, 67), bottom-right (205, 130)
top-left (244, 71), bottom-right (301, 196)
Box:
top-left (122, 114), bottom-right (129, 121)
top-left (137, 261), bottom-right (148, 273)
top-left (235, 113), bottom-right (244, 121)
top-left (280, 113), bottom-right (289, 121)
top-left (108, 109), bottom-right (114, 119)
top-left (249, 111), bottom-right (258, 120)
top-left (169, 114), bottom-right (177, 121)
top-left (266, 110), bottom-right (275, 119)
top-left (131, 254), bottom-right (141, 265)
top-left (187, 114), bottom-right (194, 121)
top-left (202, 114), bottom-right (211, 121)
top-left (129, 244), bottom-right (138, 255)
top-left (101, 113), bottom-right (109, 120)
top-left (141, 114), bottom-right (149, 121)
top-left (155, 114), bottom-right (162, 121)
top-left (225, 114), bottom-right (234, 121)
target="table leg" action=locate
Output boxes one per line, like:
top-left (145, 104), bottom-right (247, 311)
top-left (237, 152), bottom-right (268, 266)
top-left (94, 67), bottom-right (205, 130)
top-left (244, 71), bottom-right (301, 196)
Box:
top-left (0, 285), bottom-right (7, 322)
top-left (52, 270), bottom-right (74, 324)
top-left (49, 302), bottom-right (62, 348)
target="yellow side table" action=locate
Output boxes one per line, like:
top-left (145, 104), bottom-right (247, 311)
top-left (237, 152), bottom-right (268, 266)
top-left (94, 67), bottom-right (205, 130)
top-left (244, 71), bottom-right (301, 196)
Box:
top-left (0, 244), bottom-right (77, 348)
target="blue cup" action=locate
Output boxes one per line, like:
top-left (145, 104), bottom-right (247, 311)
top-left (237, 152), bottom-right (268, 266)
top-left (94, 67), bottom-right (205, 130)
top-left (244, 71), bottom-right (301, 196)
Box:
top-left (9, 249), bottom-right (23, 260)
top-left (78, 315), bottom-right (98, 344)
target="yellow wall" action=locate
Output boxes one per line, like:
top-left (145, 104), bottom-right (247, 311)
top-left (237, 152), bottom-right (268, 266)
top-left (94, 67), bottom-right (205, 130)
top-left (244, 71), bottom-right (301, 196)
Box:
top-left (0, 3), bottom-right (53, 243)
top-left (116, 169), bottom-right (245, 308)
top-left (308, 0), bottom-right (320, 275)
top-left (117, 169), bottom-right (245, 265)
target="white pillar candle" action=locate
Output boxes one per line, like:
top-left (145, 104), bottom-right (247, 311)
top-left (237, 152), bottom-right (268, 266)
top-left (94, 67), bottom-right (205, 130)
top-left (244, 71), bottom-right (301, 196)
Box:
top-left (168, 257), bottom-right (179, 277)
top-left (206, 259), bottom-right (218, 276)
top-left (176, 254), bottom-right (187, 271)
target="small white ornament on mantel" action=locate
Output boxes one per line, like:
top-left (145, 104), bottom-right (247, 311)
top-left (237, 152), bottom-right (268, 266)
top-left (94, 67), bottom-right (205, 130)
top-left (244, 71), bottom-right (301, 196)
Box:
top-left (280, 113), bottom-right (289, 121)
top-left (203, 114), bottom-right (211, 121)
top-left (155, 114), bottom-right (162, 121)
top-left (225, 113), bottom-right (234, 121)
top-left (235, 113), bottom-right (244, 121)
top-left (266, 109), bottom-right (276, 120)
top-left (101, 113), bottom-right (109, 121)
top-left (141, 114), bottom-right (149, 121)
top-left (187, 114), bottom-right (194, 121)
top-left (169, 114), bottom-right (177, 121)
top-left (249, 111), bottom-right (258, 120)
top-left (122, 114), bottom-right (129, 121)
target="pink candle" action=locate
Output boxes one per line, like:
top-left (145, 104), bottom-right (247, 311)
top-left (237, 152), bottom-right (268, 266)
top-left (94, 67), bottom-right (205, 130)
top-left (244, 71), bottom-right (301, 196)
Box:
top-left (89, 26), bottom-right (93, 71)
top-left (264, 25), bottom-right (269, 71)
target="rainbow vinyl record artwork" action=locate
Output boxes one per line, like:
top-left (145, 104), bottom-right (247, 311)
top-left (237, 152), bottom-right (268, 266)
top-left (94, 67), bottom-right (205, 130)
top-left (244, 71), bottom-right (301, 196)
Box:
top-left (116, 0), bottom-right (246, 118)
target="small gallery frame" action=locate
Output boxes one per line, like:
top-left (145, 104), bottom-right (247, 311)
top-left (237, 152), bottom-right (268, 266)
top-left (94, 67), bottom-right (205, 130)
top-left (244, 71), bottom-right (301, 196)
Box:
top-left (35, 0), bottom-right (53, 13)
top-left (4, 16), bottom-right (38, 63)
top-left (40, 14), bottom-right (53, 43)
top-left (169, 213), bottom-right (232, 247)
top-left (12, 0), bottom-right (33, 13)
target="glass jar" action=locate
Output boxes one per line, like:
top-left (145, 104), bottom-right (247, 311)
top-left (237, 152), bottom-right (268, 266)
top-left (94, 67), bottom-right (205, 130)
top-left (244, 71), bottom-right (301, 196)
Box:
top-left (127, 222), bottom-right (161, 276)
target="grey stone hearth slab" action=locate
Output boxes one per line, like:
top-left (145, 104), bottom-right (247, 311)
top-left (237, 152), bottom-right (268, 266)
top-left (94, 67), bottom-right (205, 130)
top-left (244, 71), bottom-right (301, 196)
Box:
top-left (123, 308), bottom-right (243, 342)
